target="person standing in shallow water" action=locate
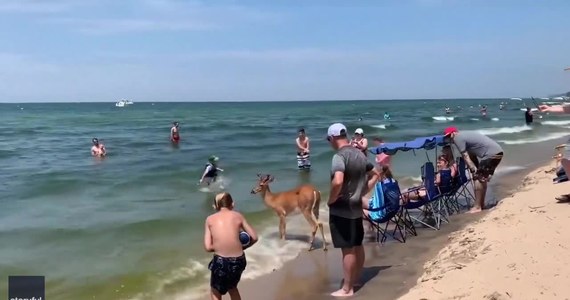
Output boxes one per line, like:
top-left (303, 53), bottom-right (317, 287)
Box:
top-left (204, 192), bottom-right (258, 300)
top-left (350, 128), bottom-right (369, 157)
top-left (90, 138), bottom-right (106, 157)
top-left (444, 127), bottom-right (503, 214)
top-left (327, 123), bottom-right (377, 297)
top-left (295, 128), bottom-right (311, 170)
top-left (524, 107), bottom-right (534, 125)
top-left (170, 122), bottom-right (180, 143)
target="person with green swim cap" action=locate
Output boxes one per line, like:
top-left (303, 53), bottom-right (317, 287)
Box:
top-left (200, 155), bottom-right (224, 186)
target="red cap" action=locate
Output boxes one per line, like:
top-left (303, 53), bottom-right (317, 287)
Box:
top-left (443, 126), bottom-right (458, 136)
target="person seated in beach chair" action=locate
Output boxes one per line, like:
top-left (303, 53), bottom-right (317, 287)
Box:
top-left (442, 145), bottom-right (458, 180)
top-left (362, 165), bottom-right (398, 210)
top-left (362, 165), bottom-right (401, 232)
top-left (401, 155), bottom-right (455, 203)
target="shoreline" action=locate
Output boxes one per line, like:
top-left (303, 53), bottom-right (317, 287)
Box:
top-left (230, 158), bottom-right (543, 300)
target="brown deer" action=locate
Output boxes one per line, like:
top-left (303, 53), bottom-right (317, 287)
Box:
top-left (250, 174), bottom-right (327, 251)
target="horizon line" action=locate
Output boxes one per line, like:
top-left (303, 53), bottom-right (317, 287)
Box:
top-left (0, 97), bottom-right (542, 104)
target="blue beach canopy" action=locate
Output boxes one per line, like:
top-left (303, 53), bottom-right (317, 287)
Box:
top-left (369, 135), bottom-right (448, 155)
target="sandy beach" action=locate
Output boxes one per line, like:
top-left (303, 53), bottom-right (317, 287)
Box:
top-left (397, 164), bottom-right (570, 300)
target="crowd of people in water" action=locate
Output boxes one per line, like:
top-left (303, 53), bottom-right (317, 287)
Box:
top-left (90, 101), bottom-right (570, 299)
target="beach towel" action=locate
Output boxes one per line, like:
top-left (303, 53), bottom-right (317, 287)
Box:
top-left (368, 179), bottom-right (400, 222)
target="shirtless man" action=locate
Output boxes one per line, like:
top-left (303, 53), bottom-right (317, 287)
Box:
top-left (170, 122), bottom-right (180, 143)
top-left (296, 128), bottom-right (311, 170)
top-left (204, 192), bottom-right (258, 300)
top-left (90, 138), bottom-right (106, 157)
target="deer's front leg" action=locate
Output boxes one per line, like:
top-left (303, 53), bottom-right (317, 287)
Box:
top-left (278, 214), bottom-right (286, 240)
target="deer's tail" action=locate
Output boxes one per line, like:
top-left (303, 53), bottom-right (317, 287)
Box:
top-left (312, 190), bottom-right (321, 220)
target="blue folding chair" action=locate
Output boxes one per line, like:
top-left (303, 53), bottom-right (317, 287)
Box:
top-left (403, 162), bottom-right (446, 230)
top-left (454, 157), bottom-right (476, 209)
top-left (439, 169), bottom-right (461, 215)
top-left (365, 178), bottom-right (408, 243)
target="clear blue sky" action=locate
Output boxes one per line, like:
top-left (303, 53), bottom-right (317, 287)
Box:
top-left (0, 0), bottom-right (568, 102)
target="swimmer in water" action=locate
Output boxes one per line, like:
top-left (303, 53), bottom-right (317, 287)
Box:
top-left (91, 138), bottom-right (106, 157)
top-left (200, 155), bottom-right (224, 186)
top-left (295, 128), bottom-right (311, 170)
top-left (170, 122), bottom-right (180, 143)
top-left (480, 105), bottom-right (487, 117)
top-left (384, 112), bottom-right (390, 120)
top-left (445, 107), bottom-right (451, 114)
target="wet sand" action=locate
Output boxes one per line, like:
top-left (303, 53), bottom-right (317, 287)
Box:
top-left (237, 212), bottom-right (481, 300)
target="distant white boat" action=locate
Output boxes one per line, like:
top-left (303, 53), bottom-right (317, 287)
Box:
top-left (510, 97), bottom-right (522, 101)
top-left (115, 99), bottom-right (134, 107)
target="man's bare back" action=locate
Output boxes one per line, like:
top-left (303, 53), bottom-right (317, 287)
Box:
top-left (205, 210), bottom-right (256, 257)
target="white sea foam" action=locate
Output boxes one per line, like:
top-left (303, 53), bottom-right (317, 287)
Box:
top-left (476, 125), bottom-right (532, 136)
top-left (371, 124), bottom-right (387, 129)
top-left (498, 132), bottom-right (569, 145)
top-left (542, 120), bottom-right (570, 126)
top-left (470, 118), bottom-right (480, 121)
top-left (432, 116), bottom-right (454, 121)
top-left (491, 117), bottom-right (500, 121)
top-left (198, 176), bottom-right (231, 193)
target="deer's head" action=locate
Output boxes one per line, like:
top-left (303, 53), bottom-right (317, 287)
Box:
top-left (250, 173), bottom-right (274, 194)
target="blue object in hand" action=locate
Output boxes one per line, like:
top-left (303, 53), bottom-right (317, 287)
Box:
top-left (239, 231), bottom-right (251, 248)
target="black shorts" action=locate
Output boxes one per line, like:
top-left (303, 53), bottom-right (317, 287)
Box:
top-left (209, 254), bottom-right (247, 295)
top-left (329, 215), bottom-right (364, 248)
top-left (469, 152), bottom-right (503, 179)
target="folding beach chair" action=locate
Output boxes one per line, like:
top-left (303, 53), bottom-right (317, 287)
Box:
top-left (364, 178), bottom-right (408, 243)
top-left (454, 157), bottom-right (476, 209)
top-left (440, 169), bottom-right (461, 215)
top-left (403, 162), bottom-right (446, 230)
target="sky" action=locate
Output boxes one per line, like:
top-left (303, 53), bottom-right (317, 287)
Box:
top-left (0, 0), bottom-right (569, 102)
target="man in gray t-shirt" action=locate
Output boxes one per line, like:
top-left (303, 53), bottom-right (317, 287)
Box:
top-left (326, 123), bottom-right (376, 297)
top-left (444, 126), bottom-right (504, 213)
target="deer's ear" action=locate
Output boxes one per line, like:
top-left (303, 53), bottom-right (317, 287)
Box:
top-left (257, 173), bottom-right (261, 178)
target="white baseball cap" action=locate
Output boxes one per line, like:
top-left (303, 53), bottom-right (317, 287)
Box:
top-left (354, 128), bottom-right (364, 135)
top-left (327, 123), bottom-right (347, 137)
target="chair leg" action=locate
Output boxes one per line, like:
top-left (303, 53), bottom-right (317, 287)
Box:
top-left (401, 207), bottom-right (417, 236)
top-left (380, 221), bottom-right (389, 244)
top-left (392, 212), bottom-right (406, 243)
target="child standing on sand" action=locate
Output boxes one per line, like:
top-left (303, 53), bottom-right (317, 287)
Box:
top-left (204, 192), bottom-right (258, 300)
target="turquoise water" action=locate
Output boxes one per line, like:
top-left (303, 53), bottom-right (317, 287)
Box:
top-left (1, 99), bottom-right (569, 299)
